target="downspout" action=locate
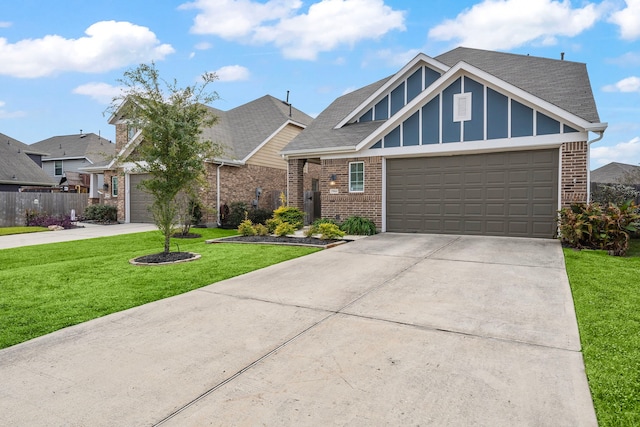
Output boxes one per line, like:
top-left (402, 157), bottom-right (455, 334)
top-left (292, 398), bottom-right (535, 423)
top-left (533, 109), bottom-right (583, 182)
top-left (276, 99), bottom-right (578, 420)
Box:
top-left (216, 163), bottom-right (224, 226)
top-left (586, 131), bottom-right (605, 202)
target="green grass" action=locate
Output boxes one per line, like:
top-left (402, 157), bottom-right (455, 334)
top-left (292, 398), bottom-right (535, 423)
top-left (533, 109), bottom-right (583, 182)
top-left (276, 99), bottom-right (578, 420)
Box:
top-left (0, 226), bottom-right (49, 236)
top-left (564, 238), bottom-right (640, 426)
top-left (0, 228), bottom-right (320, 349)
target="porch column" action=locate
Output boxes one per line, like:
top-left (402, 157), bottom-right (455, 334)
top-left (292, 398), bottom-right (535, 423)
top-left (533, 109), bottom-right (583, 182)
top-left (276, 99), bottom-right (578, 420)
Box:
top-left (89, 173), bottom-right (100, 198)
top-left (288, 158), bottom-right (305, 209)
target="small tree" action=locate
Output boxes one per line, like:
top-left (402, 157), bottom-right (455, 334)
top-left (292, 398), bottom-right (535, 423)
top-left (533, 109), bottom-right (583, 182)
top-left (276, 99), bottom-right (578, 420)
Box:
top-left (111, 63), bottom-right (221, 254)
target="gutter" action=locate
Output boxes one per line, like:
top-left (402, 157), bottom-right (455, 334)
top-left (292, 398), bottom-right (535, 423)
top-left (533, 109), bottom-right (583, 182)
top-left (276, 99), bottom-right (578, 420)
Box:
top-left (586, 129), bottom-right (606, 203)
top-left (216, 163), bottom-right (223, 226)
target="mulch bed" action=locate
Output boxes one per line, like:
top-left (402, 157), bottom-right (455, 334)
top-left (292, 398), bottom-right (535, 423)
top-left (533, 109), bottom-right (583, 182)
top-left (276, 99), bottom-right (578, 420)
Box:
top-left (130, 251), bottom-right (201, 266)
top-left (172, 233), bottom-right (202, 239)
top-left (208, 235), bottom-right (348, 248)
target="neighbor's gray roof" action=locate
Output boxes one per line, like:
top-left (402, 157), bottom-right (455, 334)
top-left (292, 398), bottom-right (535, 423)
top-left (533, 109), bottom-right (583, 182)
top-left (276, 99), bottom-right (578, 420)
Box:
top-left (0, 132), bottom-right (56, 186)
top-left (283, 47), bottom-right (601, 155)
top-left (30, 133), bottom-right (115, 164)
top-left (436, 47), bottom-right (600, 123)
top-left (591, 162), bottom-right (640, 184)
top-left (200, 95), bottom-right (313, 161)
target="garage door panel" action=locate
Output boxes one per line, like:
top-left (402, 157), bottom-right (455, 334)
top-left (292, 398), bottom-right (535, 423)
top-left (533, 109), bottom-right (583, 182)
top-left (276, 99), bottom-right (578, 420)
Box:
top-left (129, 174), bottom-right (154, 223)
top-left (386, 149), bottom-right (559, 238)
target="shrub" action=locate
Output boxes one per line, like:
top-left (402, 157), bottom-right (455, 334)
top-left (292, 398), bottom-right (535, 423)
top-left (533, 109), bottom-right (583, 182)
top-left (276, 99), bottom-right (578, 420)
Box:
top-left (274, 222), bottom-right (296, 237)
top-left (306, 222), bottom-right (345, 240)
top-left (248, 208), bottom-right (273, 225)
top-left (225, 202), bottom-right (248, 229)
top-left (25, 210), bottom-right (73, 229)
top-left (237, 219), bottom-right (256, 236)
top-left (591, 183), bottom-right (640, 207)
top-left (273, 206), bottom-right (304, 229)
top-left (266, 218), bottom-right (282, 234)
top-left (254, 223), bottom-right (269, 236)
top-left (558, 201), bottom-right (640, 256)
top-left (311, 218), bottom-right (340, 227)
top-left (83, 204), bottom-right (118, 223)
top-left (340, 216), bottom-right (377, 235)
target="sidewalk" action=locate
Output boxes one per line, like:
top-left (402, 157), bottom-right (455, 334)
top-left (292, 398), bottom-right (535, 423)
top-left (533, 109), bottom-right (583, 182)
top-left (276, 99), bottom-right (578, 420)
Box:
top-left (0, 222), bottom-right (158, 250)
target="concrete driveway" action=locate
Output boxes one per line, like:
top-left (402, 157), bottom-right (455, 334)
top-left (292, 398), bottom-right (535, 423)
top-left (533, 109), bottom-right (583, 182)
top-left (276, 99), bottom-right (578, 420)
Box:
top-left (0, 233), bottom-right (596, 426)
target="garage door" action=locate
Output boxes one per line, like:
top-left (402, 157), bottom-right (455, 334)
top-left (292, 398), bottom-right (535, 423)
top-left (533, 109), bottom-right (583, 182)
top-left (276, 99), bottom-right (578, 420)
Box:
top-left (386, 149), bottom-right (559, 238)
top-left (129, 174), bottom-right (154, 223)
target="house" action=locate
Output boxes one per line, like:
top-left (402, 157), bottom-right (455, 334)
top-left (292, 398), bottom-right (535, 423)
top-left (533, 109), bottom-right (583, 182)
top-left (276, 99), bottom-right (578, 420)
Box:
top-left (0, 132), bottom-right (55, 192)
top-left (591, 162), bottom-right (640, 185)
top-left (282, 47), bottom-right (607, 238)
top-left (99, 95), bottom-right (315, 224)
top-left (30, 133), bottom-right (115, 193)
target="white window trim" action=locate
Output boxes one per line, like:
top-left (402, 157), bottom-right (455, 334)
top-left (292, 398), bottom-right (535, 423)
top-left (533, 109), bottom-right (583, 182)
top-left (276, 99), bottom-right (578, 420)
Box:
top-left (111, 176), bottom-right (118, 197)
top-left (349, 161), bottom-right (365, 193)
top-left (54, 160), bottom-right (63, 176)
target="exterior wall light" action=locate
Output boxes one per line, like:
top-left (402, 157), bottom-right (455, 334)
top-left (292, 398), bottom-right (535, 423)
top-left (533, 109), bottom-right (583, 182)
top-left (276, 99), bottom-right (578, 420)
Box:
top-left (329, 174), bottom-right (337, 186)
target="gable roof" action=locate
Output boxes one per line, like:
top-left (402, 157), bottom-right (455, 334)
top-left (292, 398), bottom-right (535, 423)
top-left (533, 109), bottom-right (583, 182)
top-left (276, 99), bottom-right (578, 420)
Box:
top-left (201, 95), bottom-right (313, 162)
top-left (591, 162), bottom-right (640, 184)
top-left (30, 133), bottom-right (115, 164)
top-left (282, 47), bottom-right (603, 156)
top-left (0, 132), bottom-right (56, 186)
top-left (435, 47), bottom-right (600, 123)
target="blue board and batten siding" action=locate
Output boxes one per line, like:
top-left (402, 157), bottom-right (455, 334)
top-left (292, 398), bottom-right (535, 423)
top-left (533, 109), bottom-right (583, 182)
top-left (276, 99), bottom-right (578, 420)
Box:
top-left (359, 67), bottom-right (574, 150)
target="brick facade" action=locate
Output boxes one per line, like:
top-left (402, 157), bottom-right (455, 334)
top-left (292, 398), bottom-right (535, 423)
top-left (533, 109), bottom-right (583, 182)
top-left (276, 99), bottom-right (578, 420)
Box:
top-left (320, 156), bottom-right (383, 229)
top-left (560, 141), bottom-right (588, 207)
top-left (287, 159), bottom-right (306, 210)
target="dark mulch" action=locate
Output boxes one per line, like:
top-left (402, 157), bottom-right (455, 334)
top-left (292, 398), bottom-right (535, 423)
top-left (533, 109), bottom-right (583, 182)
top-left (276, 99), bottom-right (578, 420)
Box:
top-left (221, 235), bottom-right (343, 245)
top-left (172, 232), bottom-right (202, 239)
top-left (133, 252), bottom-right (197, 264)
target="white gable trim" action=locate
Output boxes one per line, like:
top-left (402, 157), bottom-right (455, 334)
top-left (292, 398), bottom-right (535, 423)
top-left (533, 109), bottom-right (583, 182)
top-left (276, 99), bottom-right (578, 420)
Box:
top-left (335, 53), bottom-right (450, 128)
top-left (353, 61), bottom-right (607, 152)
top-left (242, 120), bottom-right (305, 163)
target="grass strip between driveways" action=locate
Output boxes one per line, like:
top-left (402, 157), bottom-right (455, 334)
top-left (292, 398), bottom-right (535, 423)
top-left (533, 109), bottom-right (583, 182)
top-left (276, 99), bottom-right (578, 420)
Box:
top-left (564, 238), bottom-right (640, 427)
top-left (0, 228), bottom-right (320, 349)
top-left (0, 226), bottom-right (49, 236)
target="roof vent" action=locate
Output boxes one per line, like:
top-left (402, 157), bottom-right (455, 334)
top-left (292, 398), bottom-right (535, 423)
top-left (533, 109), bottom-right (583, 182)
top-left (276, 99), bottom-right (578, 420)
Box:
top-left (561, 52), bottom-right (565, 60)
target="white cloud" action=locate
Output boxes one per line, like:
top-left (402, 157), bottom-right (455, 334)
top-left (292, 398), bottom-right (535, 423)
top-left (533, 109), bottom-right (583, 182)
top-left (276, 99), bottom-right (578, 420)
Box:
top-left (0, 21), bottom-right (174, 78)
top-left (73, 82), bottom-right (124, 104)
top-left (428, 0), bottom-right (600, 50)
top-left (373, 48), bottom-right (421, 67)
top-left (603, 76), bottom-right (640, 93)
top-left (0, 21), bottom-right (11, 28)
top-left (180, 0), bottom-right (405, 60)
top-left (213, 65), bottom-right (250, 82)
top-left (0, 100), bottom-right (26, 119)
top-left (591, 137), bottom-right (640, 167)
top-left (608, 51), bottom-right (640, 67)
top-left (609, 0), bottom-right (640, 40)
top-left (194, 41), bottom-right (213, 50)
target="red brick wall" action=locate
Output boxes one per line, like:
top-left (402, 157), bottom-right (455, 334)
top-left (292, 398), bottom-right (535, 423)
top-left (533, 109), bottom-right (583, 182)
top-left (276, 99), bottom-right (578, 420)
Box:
top-left (288, 159), bottom-right (306, 210)
top-left (321, 156), bottom-right (383, 228)
top-left (561, 141), bottom-right (588, 206)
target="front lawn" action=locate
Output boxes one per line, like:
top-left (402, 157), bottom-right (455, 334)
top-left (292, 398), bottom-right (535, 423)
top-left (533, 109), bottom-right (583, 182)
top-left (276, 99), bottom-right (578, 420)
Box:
top-left (564, 239), bottom-right (640, 426)
top-left (0, 228), bottom-right (320, 349)
top-left (0, 226), bottom-right (49, 236)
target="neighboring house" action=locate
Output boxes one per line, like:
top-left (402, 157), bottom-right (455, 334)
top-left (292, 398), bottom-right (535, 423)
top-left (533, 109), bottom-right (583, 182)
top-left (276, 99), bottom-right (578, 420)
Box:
top-left (282, 47), bottom-right (607, 238)
top-left (0, 132), bottom-right (55, 192)
top-left (99, 95), bottom-right (315, 224)
top-left (591, 162), bottom-right (640, 185)
top-left (30, 133), bottom-right (115, 192)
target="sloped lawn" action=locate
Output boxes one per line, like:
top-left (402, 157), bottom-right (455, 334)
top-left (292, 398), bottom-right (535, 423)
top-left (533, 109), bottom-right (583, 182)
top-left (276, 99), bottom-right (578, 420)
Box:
top-left (0, 228), bottom-right (319, 349)
top-left (564, 238), bottom-right (640, 426)
top-left (0, 226), bottom-right (49, 236)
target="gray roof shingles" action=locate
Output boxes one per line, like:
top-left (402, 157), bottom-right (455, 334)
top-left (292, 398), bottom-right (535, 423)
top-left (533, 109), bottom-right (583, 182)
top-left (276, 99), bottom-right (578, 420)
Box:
top-left (0, 133), bottom-right (55, 186)
top-left (200, 95), bottom-right (313, 161)
top-left (283, 47), bottom-right (601, 155)
top-left (591, 162), bottom-right (640, 184)
top-left (30, 133), bottom-right (115, 164)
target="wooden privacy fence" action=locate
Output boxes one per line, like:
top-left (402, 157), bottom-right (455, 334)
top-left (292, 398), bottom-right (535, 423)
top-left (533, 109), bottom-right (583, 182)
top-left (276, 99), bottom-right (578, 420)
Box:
top-left (0, 192), bottom-right (89, 227)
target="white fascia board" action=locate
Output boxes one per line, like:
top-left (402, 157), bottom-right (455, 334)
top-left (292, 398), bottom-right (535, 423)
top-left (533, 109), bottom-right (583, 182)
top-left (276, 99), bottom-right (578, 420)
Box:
top-left (354, 61), bottom-right (600, 152)
top-left (281, 145), bottom-right (358, 159)
top-left (121, 161), bottom-right (149, 173)
top-left (335, 53), bottom-right (450, 129)
top-left (325, 132), bottom-right (586, 161)
top-left (243, 120), bottom-right (299, 163)
top-left (206, 158), bottom-right (244, 167)
top-left (42, 156), bottom-right (86, 162)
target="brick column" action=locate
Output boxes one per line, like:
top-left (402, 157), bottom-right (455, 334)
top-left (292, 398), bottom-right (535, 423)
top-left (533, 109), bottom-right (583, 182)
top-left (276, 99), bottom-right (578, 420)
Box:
top-left (561, 141), bottom-right (588, 207)
top-left (288, 159), bottom-right (305, 209)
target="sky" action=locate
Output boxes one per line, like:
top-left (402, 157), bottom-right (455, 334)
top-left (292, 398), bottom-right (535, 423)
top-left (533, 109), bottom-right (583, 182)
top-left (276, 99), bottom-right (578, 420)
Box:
top-left (0, 0), bottom-right (639, 169)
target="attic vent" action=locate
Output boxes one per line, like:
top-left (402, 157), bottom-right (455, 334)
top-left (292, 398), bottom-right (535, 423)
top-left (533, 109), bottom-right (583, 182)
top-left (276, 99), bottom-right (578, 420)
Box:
top-left (453, 92), bottom-right (472, 122)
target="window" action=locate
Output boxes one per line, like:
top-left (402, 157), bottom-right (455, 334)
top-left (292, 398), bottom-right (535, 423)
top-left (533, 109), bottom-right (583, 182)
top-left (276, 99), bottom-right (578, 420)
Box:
top-left (54, 160), bottom-right (63, 176)
top-left (453, 92), bottom-right (472, 122)
top-left (111, 176), bottom-right (118, 197)
top-left (127, 125), bottom-right (138, 141)
top-left (349, 162), bottom-right (364, 192)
